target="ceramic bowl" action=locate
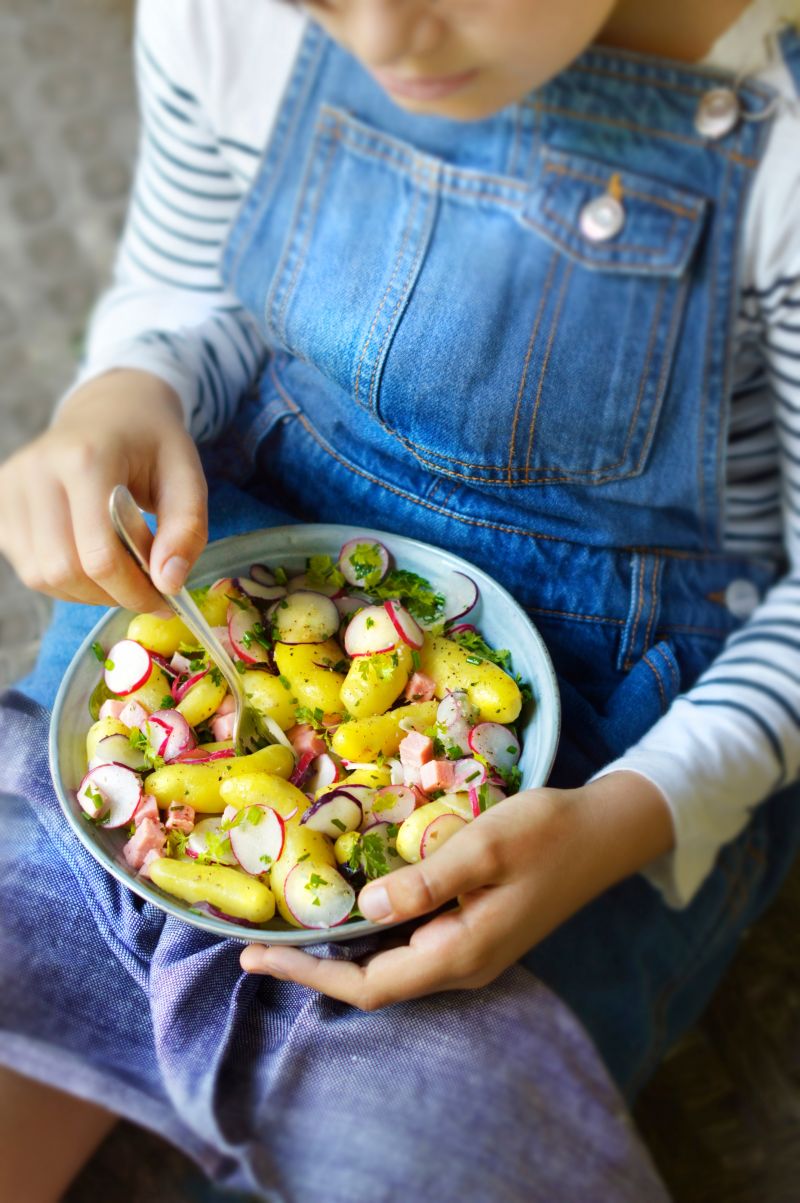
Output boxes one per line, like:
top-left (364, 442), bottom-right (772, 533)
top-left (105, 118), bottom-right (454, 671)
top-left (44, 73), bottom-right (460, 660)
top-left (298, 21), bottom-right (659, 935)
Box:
top-left (50, 524), bottom-right (560, 945)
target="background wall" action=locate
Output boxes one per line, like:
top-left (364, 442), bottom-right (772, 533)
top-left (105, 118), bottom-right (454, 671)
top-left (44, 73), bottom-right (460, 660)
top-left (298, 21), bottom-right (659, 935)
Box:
top-left (2, 3), bottom-right (800, 1201)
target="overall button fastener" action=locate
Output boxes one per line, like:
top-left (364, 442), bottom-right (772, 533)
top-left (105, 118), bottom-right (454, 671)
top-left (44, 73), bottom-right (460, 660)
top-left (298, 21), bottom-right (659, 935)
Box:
top-left (694, 87), bottom-right (741, 140)
top-left (725, 578), bottom-right (761, 619)
top-left (579, 193), bottom-right (625, 243)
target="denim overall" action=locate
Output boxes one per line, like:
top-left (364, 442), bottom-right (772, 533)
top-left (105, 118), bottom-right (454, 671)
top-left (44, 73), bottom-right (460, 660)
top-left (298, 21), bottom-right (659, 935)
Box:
top-left (2, 23), bottom-right (799, 1202)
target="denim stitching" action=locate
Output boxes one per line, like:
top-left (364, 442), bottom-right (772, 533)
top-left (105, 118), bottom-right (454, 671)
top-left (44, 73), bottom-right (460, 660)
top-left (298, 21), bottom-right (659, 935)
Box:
top-left (529, 606), bottom-right (626, 626)
top-left (641, 654), bottom-right (669, 712)
top-left (523, 211), bottom-right (697, 276)
top-left (622, 555), bottom-right (647, 670)
top-left (642, 555), bottom-right (663, 655)
top-left (650, 641), bottom-right (681, 695)
top-left (525, 261), bottom-right (573, 472)
top-left (507, 250), bottom-right (558, 481)
top-left (543, 162), bottom-right (702, 220)
top-left (632, 277), bottom-right (687, 475)
top-left (539, 200), bottom-right (682, 259)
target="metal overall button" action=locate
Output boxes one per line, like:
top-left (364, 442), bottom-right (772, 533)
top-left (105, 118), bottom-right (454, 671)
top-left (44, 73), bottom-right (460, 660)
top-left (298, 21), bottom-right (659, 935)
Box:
top-left (725, 578), bottom-right (761, 618)
top-left (579, 193), bottom-right (626, 242)
top-left (694, 87), bottom-right (741, 140)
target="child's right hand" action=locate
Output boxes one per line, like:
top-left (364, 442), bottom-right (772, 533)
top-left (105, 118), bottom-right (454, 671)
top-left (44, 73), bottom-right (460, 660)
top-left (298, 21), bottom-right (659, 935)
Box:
top-left (0, 369), bottom-right (208, 611)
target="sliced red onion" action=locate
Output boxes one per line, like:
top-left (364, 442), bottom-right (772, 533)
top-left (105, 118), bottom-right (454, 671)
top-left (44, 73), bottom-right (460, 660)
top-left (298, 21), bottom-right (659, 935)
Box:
top-left (300, 792), bottom-right (363, 839)
top-left (171, 668), bottom-right (208, 704)
top-left (236, 577), bottom-right (287, 603)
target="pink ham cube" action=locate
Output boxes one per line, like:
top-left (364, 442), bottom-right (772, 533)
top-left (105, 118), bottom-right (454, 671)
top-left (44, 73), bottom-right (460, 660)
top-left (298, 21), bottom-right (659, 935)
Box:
top-left (211, 711), bottom-right (236, 742)
top-left (120, 699), bottom-right (150, 728)
top-left (123, 817), bottom-right (165, 872)
top-left (399, 731), bottom-right (434, 770)
top-left (134, 793), bottom-right (160, 827)
top-left (286, 723), bottom-right (328, 760)
top-left (403, 672), bottom-right (437, 703)
top-left (165, 803), bottom-right (195, 834)
top-left (419, 759), bottom-right (456, 793)
top-left (98, 699), bottom-right (126, 721)
top-left (216, 693), bottom-right (236, 716)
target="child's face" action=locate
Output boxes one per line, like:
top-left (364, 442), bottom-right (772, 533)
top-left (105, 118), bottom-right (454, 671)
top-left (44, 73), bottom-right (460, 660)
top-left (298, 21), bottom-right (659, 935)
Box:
top-left (304, 0), bottom-right (618, 119)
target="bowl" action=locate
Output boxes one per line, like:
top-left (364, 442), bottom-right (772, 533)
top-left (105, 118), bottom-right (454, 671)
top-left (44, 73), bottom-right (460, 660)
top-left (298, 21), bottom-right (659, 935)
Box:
top-left (49, 524), bottom-right (560, 945)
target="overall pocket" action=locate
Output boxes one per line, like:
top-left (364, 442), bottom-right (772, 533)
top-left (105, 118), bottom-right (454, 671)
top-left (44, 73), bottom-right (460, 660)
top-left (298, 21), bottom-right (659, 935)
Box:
top-left (265, 108), bottom-right (708, 489)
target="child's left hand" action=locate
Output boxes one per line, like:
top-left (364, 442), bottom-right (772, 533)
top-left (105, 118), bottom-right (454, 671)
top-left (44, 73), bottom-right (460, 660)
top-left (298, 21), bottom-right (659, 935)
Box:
top-left (240, 771), bottom-right (673, 1008)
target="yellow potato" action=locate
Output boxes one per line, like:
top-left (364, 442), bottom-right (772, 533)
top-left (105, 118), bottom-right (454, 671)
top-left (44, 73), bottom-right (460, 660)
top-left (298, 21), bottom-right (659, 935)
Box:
top-left (125, 613), bottom-right (193, 658)
top-left (333, 830), bottom-right (361, 866)
top-left (196, 578), bottom-right (237, 627)
top-left (315, 764), bottom-right (391, 800)
top-left (270, 824), bottom-right (336, 927)
top-left (396, 801), bottom-right (468, 864)
top-left (127, 662), bottom-right (173, 714)
top-left (86, 717), bottom-right (129, 761)
top-left (176, 672), bottom-right (227, 727)
top-left (242, 670), bottom-right (297, 730)
top-left (144, 743), bottom-right (294, 812)
top-left (220, 773), bottom-right (311, 826)
top-left (419, 636), bottom-right (522, 723)
top-left (273, 640), bottom-right (346, 715)
top-left (331, 700), bottom-right (437, 761)
top-left (149, 857), bottom-right (275, 923)
top-left (340, 645), bottom-right (412, 719)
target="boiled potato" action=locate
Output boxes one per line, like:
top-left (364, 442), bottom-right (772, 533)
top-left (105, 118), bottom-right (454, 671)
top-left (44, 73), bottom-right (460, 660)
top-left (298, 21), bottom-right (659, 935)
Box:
top-left (176, 672), bottom-right (227, 727)
top-left (242, 670), bottom-right (298, 730)
top-left (340, 645), bottom-right (412, 719)
top-left (127, 662), bottom-right (173, 714)
top-left (331, 699), bottom-right (437, 761)
top-left (396, 800), bottom-right (467, 864)
top-left (144, 743), bottom-right (294, 812)
top-left (419, 636), bottom-right (522, 723)
top-left (220, 772), bottom-right (311, 826)
top-left (273, 640), bottom-right (346, 715)
top-left (149, 858), bottom-right (275, 923)
top-left (86, 716), bottom-right (129, 761)
top-left (126, 613), bottom-right (193, 658)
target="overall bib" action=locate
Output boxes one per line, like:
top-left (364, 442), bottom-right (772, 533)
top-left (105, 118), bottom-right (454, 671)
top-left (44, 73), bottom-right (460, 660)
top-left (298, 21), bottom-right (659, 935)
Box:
top-left (1, 22), bottom-right (799, 1202)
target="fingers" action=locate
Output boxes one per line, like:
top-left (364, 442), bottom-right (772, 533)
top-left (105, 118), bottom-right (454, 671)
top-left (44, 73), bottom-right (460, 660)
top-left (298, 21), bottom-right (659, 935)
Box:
top-left (25, 477), bottom-right (117, 606)
top-left (357, 818), bottom-right (506, 925)
top-left (149, 438), bottom-right (208, 595)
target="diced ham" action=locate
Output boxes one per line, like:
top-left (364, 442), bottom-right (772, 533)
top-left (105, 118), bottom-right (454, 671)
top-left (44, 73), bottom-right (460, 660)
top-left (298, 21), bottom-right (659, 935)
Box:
top-left (134, 793), bottom-right (160, 827)
top-left (98, 699), bottom-right (126, 721)
top-left (211, 711), bottom-right (236, 742)
top-left (120, 699), bottom-right (150, 728)
top-left (140, 849), bottom-right (162, 880)
top-left (403, 672), bottom-right (437, 703)
top-left (399, 731), bottom-right (434, 770)
top-left (122, 818), bottom-right (165, 872)
top-left (286, 723), bottom-right (328, 759)
top-left (419, 759), bottom-right (456, 793)
top-left (216, 693), bottom-right (236, 716)
top-left (166, 803), bottom-right (195, 834)
top-left (169, 650), bottom-right (193, 675)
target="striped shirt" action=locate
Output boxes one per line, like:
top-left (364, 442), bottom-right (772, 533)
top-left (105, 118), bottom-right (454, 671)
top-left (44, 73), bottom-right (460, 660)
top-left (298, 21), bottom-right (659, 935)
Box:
top-left (67, 0), bottom-right (800, 907)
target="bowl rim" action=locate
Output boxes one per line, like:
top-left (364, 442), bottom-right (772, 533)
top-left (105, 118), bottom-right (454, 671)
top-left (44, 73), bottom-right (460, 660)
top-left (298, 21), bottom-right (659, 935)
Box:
top-left (49, 522), bottom-right (561, 945)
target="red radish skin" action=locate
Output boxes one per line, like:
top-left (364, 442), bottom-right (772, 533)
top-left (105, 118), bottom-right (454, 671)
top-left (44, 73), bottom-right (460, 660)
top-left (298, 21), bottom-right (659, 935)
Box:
top-left (451, 758), bottom-right (488, 791)
top-left (383, 600), bottom-right (424, 650)
top-left (236, 576), bottom-right (287, 603)
top-left (77, 764), bottom-right (142, 828)
top-left (227, 805), bottom-right (286, 876)
top-left (175, 747), bottom-right (235, 764)
top-left (343, 605), bottom-right (399, 657)
top-left (287, 573), bottom-right (343, 599)
top-left (89, 733), bottom-right (149, 773)
top-left (146, 709), bottom-right (195, 763)
top-left (103, 640), bottom-right (153, 697)
top-left (442, 572), bottom-right (479, 624)
top-left (283, 861), bottom-right (355, 929)
top-left (468, 783), bottom-right (507, 817)
top-left (300, 792), bottom-right (363, 839)
top-left (420, 812), bottom-right (467, 858)
top-left (334, 593), bottom-right (370, 619)
top-left (171, 668), bottom-right (208, 704)
top-left (468, 723), bottom-right (520, 775)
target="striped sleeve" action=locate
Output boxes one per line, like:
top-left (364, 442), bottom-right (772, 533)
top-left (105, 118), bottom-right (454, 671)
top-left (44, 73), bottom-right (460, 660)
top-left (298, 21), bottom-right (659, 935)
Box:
top-left (59, 10), bottom-right (267, 442)
top-left (596, 273), bottom-right (800, 908)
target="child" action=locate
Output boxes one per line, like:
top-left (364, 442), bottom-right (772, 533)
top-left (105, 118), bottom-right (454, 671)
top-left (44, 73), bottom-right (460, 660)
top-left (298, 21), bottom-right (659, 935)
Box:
top-left (1, 0), bottom-right (799, 1198)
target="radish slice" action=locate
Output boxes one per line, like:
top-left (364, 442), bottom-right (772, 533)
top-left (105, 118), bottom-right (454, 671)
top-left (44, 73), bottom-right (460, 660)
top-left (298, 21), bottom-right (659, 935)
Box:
top-left (227, 804), bottom-right (286, 876)
top-left (145, 715), bottom-right (171, 758)
top-left (442, 572), bottom-right (479, 624)
top-left (437, 690), bottom-right (479, 729)
top-left (236, 577), bottom-right (287, 603)
top-left (250, 563), bottom-right (276, 586)
top-left (77, 764), bottom-right (142, 828)
top-left (420, 812), bottom-right (467, 858)
top-left (306, 753), bottom-right (339, 794)
top-left (147, 709), bottom-right (195, 763)
top-left (287, 573), bottom-right (343, 600)
top-left (272, 591), bottom-right (340, 644)
top-left (283, 861), bottom-right (355, 929)
top-left (228, 600), bottom-right (272, 664)
top-left (383, 600), bottom-right (424, 650)
top-left (103, 640), bottom-right (152, 697)
top-left (337, 539), bottom-right (390, 589)
top-left (169, 650), bottom-right (193, 676)
top-left (359, 820), bottom-right (406, 876)
top-left (468, 724), bottom-right (520, 775)
top-left (388, 758), bottom-right (405, 785)
top-left (468, 783), bottom-right (507, 817)
top-left (300, 792), bottom-right (363, 839)
top-left (186, 816), bottom-right (237, 866)
top-left (89, 733), bottom-right (148, 773)
top-left (334, 592), bottom-right (370, 618)
top-left (447, 623), bottom-right (480, 638)
top-left (322, 783), bottom-right (375, 809)
top-left (451, 758), bottom-right (488, 791)
top-left (343, 605), bottom-right (399, 656)
top-left (365, 785), bottom-right (416, 826)
top-left (172, 668), bottom-right (207, 704)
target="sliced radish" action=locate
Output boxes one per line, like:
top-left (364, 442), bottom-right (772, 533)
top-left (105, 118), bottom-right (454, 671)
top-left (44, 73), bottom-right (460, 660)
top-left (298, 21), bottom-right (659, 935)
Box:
top-left (420, 812), bottom-right (467, 858)
top-left (150, 652), bottom-right (178, 678)
top-left (306, 753), bottom-right (339, 794)
top-left (236, 577), bottom-right (287, 603)
top-left (324, 783), bottom-right (375, 809)
top-left (365, 785), bottom-right (415, 826)
top-left (437, 690), bottom-right (479, 729)
top-left (250, 563), bottom-right (276, 586)
top-left (383, 600), bottom-right (424, 650)
top-left (442, 572), bottom-right (479, 624)
top-left (145, 715), bottom-right (171, 758)
top-left (468, 723), bottom-right (520, 775)
top-left (300, 792), bottom-right (363, 839)
top-left (334, 592), bottom-right (371, 618)
top-left (169, 650), bottom-right (193, 676)
top-left (283, 861), bottom-right (355, 929)
top-left (147, 709), bottom-right (195, 763)
top-left (171, 668), bottom-right (207, 704)
top-left (287, 573), bottom-right (343, 600)
top-left (103, 640), bottom-right (153, 697)
top-left (359, 820), bottom-right (406, 876)
top-left (388, 758), bottom-right (405, 785)
top-left (447, 622), bottom-right (479, 637)
top-left (228, 600), bottom-right (272, 664)
top-left (77, 764), bottom-right (142, 828)
top-left (451, 758), bottom-right (488, 791)
top-left (468, 782), bottom-right (507, 817)
top-left (337, 539), bottom-right (390, 589)
top-left (290, 749), bottom-right (316, 789)
top-left (89, 733), bottom-right (148, 773)
top-left (186, 816), bottom-right (237, 866)
top-left (227, 804), bottom-right (286, 876)
top-left (272, 591), bottom-right (340, 643)
top-left (343, 605), bottom-right (399, 656)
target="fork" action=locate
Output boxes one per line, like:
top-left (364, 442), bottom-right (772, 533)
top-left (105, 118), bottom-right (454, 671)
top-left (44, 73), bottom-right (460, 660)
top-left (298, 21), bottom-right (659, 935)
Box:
top-left (109, 485), bottom-right (274, 755)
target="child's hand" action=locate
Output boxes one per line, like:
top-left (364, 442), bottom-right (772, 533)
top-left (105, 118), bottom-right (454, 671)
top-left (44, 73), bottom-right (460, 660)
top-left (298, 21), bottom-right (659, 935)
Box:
top-left (240, 771), bottom-right (674, 1007)
top-left (0, 369), bottom-right (207, 611)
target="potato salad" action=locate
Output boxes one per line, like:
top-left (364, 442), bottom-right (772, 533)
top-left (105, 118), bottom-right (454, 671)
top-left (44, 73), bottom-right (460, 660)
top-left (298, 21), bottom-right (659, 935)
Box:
top-left (79, 541), bottom-right (529, 930)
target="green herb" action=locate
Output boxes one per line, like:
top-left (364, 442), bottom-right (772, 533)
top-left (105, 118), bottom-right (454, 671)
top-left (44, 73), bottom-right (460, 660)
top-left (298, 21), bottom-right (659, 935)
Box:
top-left (297, 851), bottom-right (311, 863)
top-left (209, 666), bottom-right (223, 687)
top-left (411, 649), bottom-right (421, 671)
top-left (365, 617), bottom-right (375, 629)
top-left (104, 659), bottom-right (115, 671)
top-left (331, 817), bottom-right (347, 833)
top-left (306, 872), bottom-right (331, 891)
top-left (226, 593), bottom-right (250, 611)
top-left (295, 705), bottom-right (326, 729)
top-left (167, 829), bottom-right (190, 858)
top-left (259, 853), bottom-right (273, 867)
top-left (235, 659), bottom-right (248, 674)
top-left (361, 832), bottom-right (390, 879)
top-left (91, 641), bottom-right (106, 664)
top-left (278, 674), bottom-right (292, 691)
top-left (305, 554), bottom-right (346, 591)
top-left (448, 628), bottom-right (513, 674)
top-left (369, 569), bottom-right (445, 625)
top-left (274, 566), bottom-right (288, 586)
top-left (85, 783), bottom-right (105, 811)
top-left (446, 744), bottom-right (462, 760)
top-left (160, 695), bottom-right (176, 710)
top-left (331, 659), bottom-right (350, 674)
top-left (128, 727), bottom-right (164, 770)
top-left (465, 655), bottom-right (482, 666)
top-left (342, 543), bottom-right (386, 587)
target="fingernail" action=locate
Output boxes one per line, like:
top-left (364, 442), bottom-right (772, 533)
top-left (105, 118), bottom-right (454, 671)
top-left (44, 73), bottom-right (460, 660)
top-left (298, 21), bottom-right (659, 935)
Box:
top-left (359, 884), bottom-right (391, 921)
top-left (161, 555), bottom-right (189, 592)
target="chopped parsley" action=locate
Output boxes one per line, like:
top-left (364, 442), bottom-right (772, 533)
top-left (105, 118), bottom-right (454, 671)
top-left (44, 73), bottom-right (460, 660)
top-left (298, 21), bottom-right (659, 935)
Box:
top-left (91, 641), bottom-right (106, 664)
top-left (160, 695), bottom-right (176, 710)
top-left (449, 628), bottom-right (513, 673)
top-left (331, 817), bottom-right (347, 833)
top-left (305, 554), bottom-right (346, 591)
top-left (411, 649), bottom-right (421, 671)
top-left (342, 542), bottom-right (387, 588)
top-left (369, 569), bottom-right (445, 625)
top-left (226, 593), bottom-right (250, 611)
top-left (361, 831), bottom-right (390, 879)
top-left (295, 705), bottom-right (326, 729)
top-left (128, 727), bottom-right (164, 770)
top-left (273, 566), bottom-right (288, 586)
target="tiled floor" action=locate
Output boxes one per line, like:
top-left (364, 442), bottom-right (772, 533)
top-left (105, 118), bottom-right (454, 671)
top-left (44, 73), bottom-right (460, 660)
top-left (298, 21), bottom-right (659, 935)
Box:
top-left (3, 3), bottom-right (800, 1201)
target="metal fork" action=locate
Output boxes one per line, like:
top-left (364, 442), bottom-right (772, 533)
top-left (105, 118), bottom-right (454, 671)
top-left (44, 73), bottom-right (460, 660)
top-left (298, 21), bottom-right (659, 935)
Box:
top-left (109, 485), bottom-right (274, 755)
